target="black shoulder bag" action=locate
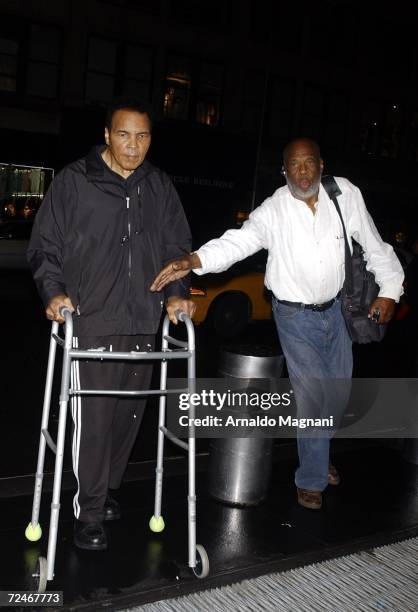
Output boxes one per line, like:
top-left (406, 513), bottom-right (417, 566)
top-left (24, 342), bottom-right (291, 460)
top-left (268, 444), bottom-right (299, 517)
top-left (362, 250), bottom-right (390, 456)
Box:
top-left (321, 175), bottom-right (387, 344)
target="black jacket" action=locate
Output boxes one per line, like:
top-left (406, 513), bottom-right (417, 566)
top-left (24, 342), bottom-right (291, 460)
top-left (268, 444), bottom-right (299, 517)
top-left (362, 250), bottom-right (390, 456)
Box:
top-left (28, 146), bottom-right (192, 335)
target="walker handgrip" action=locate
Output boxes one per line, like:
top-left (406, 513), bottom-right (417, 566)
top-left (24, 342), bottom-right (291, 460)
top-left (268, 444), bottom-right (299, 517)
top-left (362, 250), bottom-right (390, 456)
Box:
top-left (59, 306), bottom-right (73, 319)
top-left (174, 309), bottom-right (187, 322)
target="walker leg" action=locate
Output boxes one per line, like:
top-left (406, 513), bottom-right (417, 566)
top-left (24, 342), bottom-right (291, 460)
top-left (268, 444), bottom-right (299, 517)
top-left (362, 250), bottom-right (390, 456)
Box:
top-left (25, 322), bottom-right (59, 543)
top-left (149, 317), bottom-right (170, 533)
top-left (149, 387), bottom-right (167, 533)
top-left (188, 421), bottom-right (209, 577)
top-left (186, 340), bottom-right (208, 578)
top-left (188, 430), bottom-right (197, 568)
top-left (187, 353), bottom-right (197, 569)
top-left (45, 324), bottom-right (73, 583)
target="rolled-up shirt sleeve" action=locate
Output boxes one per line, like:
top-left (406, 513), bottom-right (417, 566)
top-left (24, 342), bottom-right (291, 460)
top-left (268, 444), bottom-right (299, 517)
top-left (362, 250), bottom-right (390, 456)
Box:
top-left (350, 186), bottom-right (404, 302)
top-left (194, 204), bottom-right (268, 275)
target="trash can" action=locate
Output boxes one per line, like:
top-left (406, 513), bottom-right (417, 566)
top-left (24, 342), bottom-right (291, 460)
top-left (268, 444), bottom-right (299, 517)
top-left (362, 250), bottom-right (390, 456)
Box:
top-left (403, 439), bottom-right (418, 465)
top-left (208, 344), bottom-right (284, 506)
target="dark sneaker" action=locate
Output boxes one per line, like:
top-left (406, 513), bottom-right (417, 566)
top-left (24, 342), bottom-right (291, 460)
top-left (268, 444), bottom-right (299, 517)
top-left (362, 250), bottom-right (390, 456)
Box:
top-left (297, 487), bottom-right (322, 510)
top-left (74, 520), bottom-right (107, 551)
top-left (104, 495), bottom-right (121, 521)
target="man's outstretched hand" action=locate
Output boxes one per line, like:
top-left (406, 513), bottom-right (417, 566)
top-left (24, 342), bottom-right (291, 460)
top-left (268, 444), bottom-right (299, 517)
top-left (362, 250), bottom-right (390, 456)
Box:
top-left (150, 253), bottom-right (202, 292)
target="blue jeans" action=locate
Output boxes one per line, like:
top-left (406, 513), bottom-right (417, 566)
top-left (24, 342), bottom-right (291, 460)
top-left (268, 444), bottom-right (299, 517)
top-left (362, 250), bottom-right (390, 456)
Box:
top-left (272, 297), bottom-right (353, 491)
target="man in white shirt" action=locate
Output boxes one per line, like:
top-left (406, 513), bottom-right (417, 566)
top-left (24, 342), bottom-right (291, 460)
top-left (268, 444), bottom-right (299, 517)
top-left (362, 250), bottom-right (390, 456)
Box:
top-left (150, 138), bottom-right (404, 510)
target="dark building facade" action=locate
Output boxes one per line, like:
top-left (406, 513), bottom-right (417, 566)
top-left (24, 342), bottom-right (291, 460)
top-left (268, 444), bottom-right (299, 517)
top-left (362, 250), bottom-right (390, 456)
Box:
top-left (1, 0), bottom-right (417, 241)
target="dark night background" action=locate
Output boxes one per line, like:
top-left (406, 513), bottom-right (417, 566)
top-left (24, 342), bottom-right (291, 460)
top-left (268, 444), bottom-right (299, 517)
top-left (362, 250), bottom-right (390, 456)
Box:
top-left (0, 1), bottom-right (417, 607)
top-left (1, 0), bottom-right (417, 482)
top-left (1, 0), bottom-right (418, 241)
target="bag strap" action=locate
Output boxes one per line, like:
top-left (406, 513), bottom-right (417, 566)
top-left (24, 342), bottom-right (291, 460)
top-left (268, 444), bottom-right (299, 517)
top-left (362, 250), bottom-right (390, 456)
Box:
top-left (321, 175), bottom-right (354, 296)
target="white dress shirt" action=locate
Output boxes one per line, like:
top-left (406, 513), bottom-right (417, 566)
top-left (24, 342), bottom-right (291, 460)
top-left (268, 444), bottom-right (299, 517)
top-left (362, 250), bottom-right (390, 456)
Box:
top-left (194, 177), bottom-right (404, 303)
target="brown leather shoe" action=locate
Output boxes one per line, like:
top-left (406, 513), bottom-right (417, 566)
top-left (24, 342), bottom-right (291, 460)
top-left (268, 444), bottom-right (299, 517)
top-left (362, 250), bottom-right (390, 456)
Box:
top-left (297, 487), bottom-right (322, 510)
top-left (328, 463), bottom-right (340, 486)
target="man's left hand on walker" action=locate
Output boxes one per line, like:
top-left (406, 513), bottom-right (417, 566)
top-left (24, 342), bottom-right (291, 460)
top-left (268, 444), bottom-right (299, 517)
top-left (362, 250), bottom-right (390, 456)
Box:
top-left (165, 295), bottom-right (196, 324)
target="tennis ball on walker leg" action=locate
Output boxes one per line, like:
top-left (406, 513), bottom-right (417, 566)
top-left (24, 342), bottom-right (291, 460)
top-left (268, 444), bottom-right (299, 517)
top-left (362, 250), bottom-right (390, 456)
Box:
top-left (149, 515), bottom-right (165, 532)
top-left (25, 522), bottom-right (42, 541)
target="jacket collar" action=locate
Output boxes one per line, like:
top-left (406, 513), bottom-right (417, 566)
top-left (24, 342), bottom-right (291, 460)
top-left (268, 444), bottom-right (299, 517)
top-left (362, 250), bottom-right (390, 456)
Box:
top-left (85, 145), bottom-right (154, 184)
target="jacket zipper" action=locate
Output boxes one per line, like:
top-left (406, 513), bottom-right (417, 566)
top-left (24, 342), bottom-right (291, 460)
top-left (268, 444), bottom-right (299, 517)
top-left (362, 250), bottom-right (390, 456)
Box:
top-left (126, 196), bottom-right (132, 278)
top-left (126, 195), bottom-right (132, 326)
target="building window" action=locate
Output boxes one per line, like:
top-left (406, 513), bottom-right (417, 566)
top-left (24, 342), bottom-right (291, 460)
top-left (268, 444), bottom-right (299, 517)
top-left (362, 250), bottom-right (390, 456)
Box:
top-left (163, 54), bottom-right (223, 126)
top-left (26, 25), bottom-right (61, 99)
top-left (163, 55), bottom-right (192, 120)
top-left (196, 62), bottom-right (222, 126)
top-left (86, 36), bottom-right (153, 104)
top-left (122, 44), bottom-right (153, 100)
top-left (85, 37), bottom-right (117, 104)
top-left (0, 36), bottom-right (18, 93)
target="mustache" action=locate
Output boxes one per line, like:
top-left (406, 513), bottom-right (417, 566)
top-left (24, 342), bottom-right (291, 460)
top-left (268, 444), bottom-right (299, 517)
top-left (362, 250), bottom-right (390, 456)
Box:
top-left (287, 176), bottom-right (321, 197)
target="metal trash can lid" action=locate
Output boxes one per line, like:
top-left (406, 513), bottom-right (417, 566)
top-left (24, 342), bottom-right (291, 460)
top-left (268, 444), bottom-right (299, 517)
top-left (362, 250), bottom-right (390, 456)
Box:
top-left (219, 343), bottom-right (284, 379)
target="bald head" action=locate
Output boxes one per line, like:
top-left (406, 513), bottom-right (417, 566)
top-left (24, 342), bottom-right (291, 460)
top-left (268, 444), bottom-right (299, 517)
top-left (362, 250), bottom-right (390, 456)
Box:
top-left (283, 138), bottom-right (321, 164)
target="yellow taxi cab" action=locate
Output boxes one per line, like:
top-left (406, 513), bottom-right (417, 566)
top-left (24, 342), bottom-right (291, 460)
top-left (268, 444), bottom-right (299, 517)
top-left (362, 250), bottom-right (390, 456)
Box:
top-left (189, 251), bottom-right (271, 339)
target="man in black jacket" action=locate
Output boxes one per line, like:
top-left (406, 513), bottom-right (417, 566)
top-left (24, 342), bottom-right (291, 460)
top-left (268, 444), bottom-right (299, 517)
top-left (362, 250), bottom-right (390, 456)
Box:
top-left (28, 99), bottom-right (194, 550)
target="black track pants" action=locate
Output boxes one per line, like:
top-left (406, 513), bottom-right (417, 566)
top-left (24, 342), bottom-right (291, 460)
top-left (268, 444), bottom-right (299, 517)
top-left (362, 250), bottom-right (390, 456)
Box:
top-left (70, 334), bottom-right (154, 522)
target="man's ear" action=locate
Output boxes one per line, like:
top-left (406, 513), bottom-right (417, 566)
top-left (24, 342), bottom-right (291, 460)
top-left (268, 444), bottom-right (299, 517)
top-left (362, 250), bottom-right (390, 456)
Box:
top-left (319, 158), bottom-right (324, 173)
top-left (104, 127), bottom-right (110, 146)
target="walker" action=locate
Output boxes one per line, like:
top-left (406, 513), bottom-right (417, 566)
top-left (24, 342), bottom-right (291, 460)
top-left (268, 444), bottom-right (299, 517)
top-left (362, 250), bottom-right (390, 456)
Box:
top-left (25, 307), bottom-right (209, 592)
